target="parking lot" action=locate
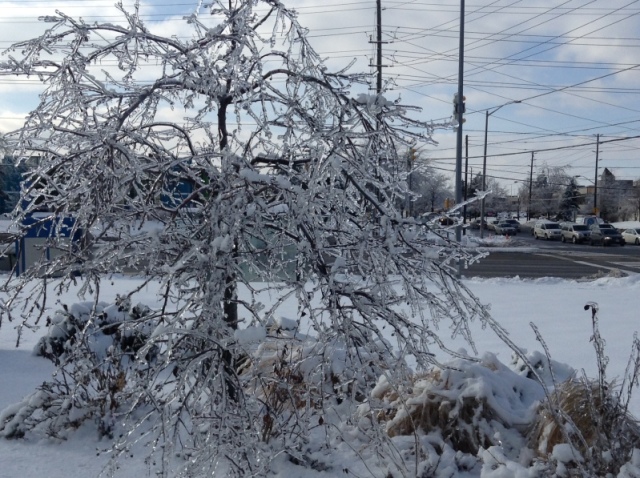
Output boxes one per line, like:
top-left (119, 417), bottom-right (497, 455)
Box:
top-left (460, 219), bottom-right (640, 278)
top-left (466, 219), bottom-right (640, 251)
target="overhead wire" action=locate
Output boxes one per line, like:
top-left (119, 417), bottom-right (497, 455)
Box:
top-left (2, 0), bottom-right (640, 178)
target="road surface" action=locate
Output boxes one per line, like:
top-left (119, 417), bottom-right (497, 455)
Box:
top-left (461, 227), bottom-right (640, 279)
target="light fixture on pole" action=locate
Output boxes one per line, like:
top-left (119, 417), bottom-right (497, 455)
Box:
top-left (480, 100), bottom-right (521, 238)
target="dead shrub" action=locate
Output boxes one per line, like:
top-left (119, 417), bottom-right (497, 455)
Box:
top-left (238, 331), bottom-right (394, 443)
top-left (528, 379), bottom-right (602, 455)
top-left (527, 377), bottom-right (640, 474)
top-left (529, 379), bottom-right (602, 456)
top-left (376, 354), bottom-right (540, 456)
top-left (525, 303), bottom-right (640, 475)
top-left (240, 341), bottom-right (315, 414)
top-left (387, 394), bottom-right (495, 454)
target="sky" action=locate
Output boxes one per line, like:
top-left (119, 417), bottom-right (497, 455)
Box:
top-left (1, 265), bottom-right (640, 476)
top-left (1, 0), bottom-right (640, 194)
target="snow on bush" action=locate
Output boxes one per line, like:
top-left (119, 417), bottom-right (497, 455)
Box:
top-left (0, 296), bottom-right (156, 440)
top-left (4, 299), bottom-right (640, 476)
top-left (372, 353), bottom-right (544, 453)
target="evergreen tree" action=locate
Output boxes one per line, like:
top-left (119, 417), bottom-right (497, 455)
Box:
top-left (558, 176), bottom-right (581, 221)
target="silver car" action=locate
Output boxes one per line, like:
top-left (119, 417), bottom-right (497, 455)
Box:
top-left (560, 223), bottom-right (591, 244)
top-left (502, 219), bottom-right (521, 232)
top-left (494, 222), bottom-right (517, 236)
top-left (622, 228), bottom-right (640, 245)
top-left (534, 221), bottom-right (562, 240)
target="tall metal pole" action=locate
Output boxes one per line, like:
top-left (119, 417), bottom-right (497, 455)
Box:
top-left (371, 0), bottom-right (383, 222)
top-left (528, 152), bottom-right (534, 220)
top-left (594, 133), bottom-right (600, 216)
top-left (375, 0), bottom-right (383, 95)
top-left (479, 100), bottom-right (520, 237)
top-left (480, 100), bottom-right (520, 238)
top-left (480, 110), bottom-right (489, 238)
top-left (463, 134), bottom-right (468, 229)
top-left (455, 0), bottom-right (465, 245)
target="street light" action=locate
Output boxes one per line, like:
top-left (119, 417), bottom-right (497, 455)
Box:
top-left (480, 100), bottom-right (521, 238)
top-left (575, 174), bottom-right (598, 216)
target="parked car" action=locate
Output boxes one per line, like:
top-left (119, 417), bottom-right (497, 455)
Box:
top-left (494, 222), bottom-right (517, 236)
top-left (560, 223), bottom-right (591, 244)
top-left (486, 218), bottom-right (499, 231)
top-left (621, 228), bottom-right (640, 245)
top-left (589, 224), bottom-right (625, 246)
top-left (469, 219), bottom-right (487, 230)
top-left (502, 219), bottom-right (521, 232)
top-left (533, 221), bottom-right (562, 240)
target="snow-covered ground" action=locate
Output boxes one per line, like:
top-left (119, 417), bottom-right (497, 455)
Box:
top-left (0, 270), bottom-right (638, 477)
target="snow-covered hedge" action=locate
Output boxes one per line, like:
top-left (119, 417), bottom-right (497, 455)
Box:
top-left (1, 296), bottom-right (156, 440)
top-left (4, 300), bottom-right (640, 477)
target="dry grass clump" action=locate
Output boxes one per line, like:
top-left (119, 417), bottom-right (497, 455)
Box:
top-left (237, 339), bottom-right (324, 443)
top-left (387, 393), bottom-right (495, 454)
top-left (239, 340), bottom-right (312, 404)
top-left (528, 379), bottom-right (601, 455)
top-left (528, 378), bottom-right (640, 455)
top-left (520, 303), bottom-right (640, 475)
top-left (238, 332), bottom-right (394, 443)
top-left (373, 356), bottom-right (533, 456)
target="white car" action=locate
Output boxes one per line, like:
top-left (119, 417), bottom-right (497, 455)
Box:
top-left (533, 221), bottom-right (562, 240)
top-left (622, 228), bottom-right (640, 245)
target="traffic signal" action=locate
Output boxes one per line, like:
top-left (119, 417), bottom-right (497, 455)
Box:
top-left (453, 93), bottom-right (466, 116)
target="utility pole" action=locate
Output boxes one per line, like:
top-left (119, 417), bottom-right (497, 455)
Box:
top-left (455, 0), bottom-right (465, 245)
top-left (463, 135), bottom-right (468, 229)
top-left (527, 152), bottom-right (535, 220)
top-left (369, 0), bottom-right (386, 222)
top-left (376, 0), bottom-right (382, 94)
top-left (453, 0), bottom-right (465, 278)
top-left (594, 133), bottom-right (600, 216)
top-left (370, 0), bottom-right (387, 96)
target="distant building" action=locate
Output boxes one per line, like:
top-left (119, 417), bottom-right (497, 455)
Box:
top-left (577, 168), bottom-right (637, 221)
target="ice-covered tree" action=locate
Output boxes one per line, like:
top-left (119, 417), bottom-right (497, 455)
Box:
top-left (529, 165), bottom-right (569, 218)
top-left (465, 172), bottom-right (507, 218)
top-left (0, 1), bottom-right (498, 475)
top-left (411, 168), bottom-right (452, 215)
top-left (558, 176), bottom-right (581, 221)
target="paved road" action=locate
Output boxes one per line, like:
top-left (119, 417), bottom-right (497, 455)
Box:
top-left (462, 226), bottom-right (640, 279)
top-left (463, 250), bottom-right (640, 279)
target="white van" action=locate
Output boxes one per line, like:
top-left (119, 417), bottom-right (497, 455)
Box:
top-left (533, 221), bottom-right (562, 240)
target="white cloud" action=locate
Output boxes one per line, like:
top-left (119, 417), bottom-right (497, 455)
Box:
top-left (1, 0), bottom-right (640, 185)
